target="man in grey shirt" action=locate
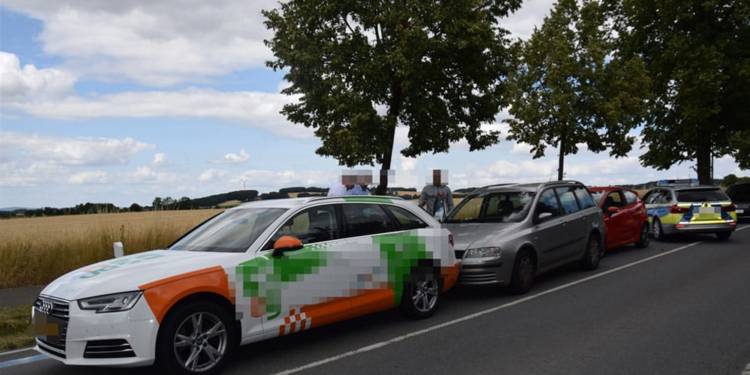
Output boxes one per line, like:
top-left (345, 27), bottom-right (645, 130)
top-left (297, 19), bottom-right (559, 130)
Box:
top-left (418, 169), bottom-right (453, 221)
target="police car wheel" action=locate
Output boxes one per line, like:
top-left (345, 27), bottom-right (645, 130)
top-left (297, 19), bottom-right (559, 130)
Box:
top-left (652, 218), bottom-right (665, 241)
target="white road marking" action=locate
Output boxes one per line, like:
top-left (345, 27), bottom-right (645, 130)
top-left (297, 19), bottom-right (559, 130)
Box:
top-left (0, 347), bottom-right (35, 358)
top-left (0, 354), bottom-right (46, 369)
top-left (273, 240), bottom-right (707, 375)
top-left (742, 362), bottom-right (750, 375)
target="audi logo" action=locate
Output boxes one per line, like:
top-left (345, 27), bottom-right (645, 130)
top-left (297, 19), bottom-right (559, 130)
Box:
top-left (38, 299), bottom-right (54, 314)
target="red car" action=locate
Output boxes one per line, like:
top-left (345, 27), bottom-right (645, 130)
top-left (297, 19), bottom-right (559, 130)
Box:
top-left (589, 186), bottom-right (650, 250)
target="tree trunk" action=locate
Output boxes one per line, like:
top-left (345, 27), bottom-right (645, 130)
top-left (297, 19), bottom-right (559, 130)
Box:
top-left (375, 80), bottom-right (403, 195)
top-left (696, 139), bottom-right (712, 185)
top-left (376, 123), bottom-right (397, 195)
top-left (557, 135), bottom-right (565, 181)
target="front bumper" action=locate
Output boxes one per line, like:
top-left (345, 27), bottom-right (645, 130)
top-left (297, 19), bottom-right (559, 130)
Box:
top-left (457, 257), bottom-right (509, 286)
top-left (32, 294), bottom-right (159, 367)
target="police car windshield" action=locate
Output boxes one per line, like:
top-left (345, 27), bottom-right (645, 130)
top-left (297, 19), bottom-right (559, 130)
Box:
top-left (170, 208), bottom-right (287, 253)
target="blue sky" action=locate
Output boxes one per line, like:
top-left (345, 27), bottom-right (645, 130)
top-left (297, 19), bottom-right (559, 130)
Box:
top-left (0, 0), bottom-right (745, 208)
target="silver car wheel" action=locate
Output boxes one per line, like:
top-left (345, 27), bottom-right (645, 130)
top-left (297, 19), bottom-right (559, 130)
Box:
top-left (174, 312), bottom-right (228, 373)
top-left (411, 279), bottom-right (439, 313)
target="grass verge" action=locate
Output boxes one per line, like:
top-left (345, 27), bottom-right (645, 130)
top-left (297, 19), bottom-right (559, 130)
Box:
top-left (0, 305), bottom-right (33, 351)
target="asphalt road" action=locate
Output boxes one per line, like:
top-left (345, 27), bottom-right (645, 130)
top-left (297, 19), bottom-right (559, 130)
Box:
top-left (3, 225), bottom-right (750, 375)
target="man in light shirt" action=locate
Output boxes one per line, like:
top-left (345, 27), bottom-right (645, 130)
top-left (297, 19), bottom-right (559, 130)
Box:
top-left (327, 170), bottom-right (371, 196)
top-left (418, 169), bottom-right (453, 221)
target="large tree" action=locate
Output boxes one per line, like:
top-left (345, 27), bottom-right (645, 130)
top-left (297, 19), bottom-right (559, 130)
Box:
top-left (263, 0), bottom-right (521, 193)
top-left (506, 0), bottom-right (650, 180)
top-left (610, 0), bottom-right (750, 184)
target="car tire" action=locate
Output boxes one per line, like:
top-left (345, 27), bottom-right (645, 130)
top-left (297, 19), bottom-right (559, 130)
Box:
top-left (652, 217), bottom-right (665, 241)
top-left (509, 250), bottom-right (535, 295)
top-left (156, 300), bottom-right (236, 375)
top-left (400, 268), bottom-right (441, 319)
top-left (716, 231), bottom-right (732, 240)
top-left (635, 223), bottom-right (650, 248)
top-left (579, 235), bottom-right (602, 271)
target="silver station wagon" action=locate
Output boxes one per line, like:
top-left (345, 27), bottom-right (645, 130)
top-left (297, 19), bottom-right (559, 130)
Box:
top-left (445, 181), bottom-right (606, 294)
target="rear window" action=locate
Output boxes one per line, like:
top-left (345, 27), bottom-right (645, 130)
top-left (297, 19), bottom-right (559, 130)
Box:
top-left (624, 190), bottom-right (638, 204)
top-left (385, 206), bottom-right (428, 230)
top-left (574, 187), bottom-right (596, 209)
top-left (727, 184), bottom-right (750, 202)
top-left (675, 189), bottom-right (729, 202)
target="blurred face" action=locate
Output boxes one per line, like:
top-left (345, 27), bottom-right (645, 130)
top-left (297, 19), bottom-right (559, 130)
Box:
top-left (432, 170), bottom-right (441, 186)
top-left (341, 175), bottom-right (356, 188)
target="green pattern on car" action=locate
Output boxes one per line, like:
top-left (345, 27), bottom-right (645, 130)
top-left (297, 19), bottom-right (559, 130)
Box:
top-left (374, 231), bottom-right (432, 304)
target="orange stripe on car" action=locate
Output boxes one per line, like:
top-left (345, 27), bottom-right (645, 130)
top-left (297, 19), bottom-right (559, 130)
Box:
top-left (441, 264), bottom-right (460, 292)
top-left (139, 266), bottom-right (232, 323)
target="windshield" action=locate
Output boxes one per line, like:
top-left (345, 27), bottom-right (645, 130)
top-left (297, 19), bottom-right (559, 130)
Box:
top-left (446, 191), bottom-right (535, 223)
top-left (170, 208), bottom-right (287, 252)
top-left (675, 189), bottom-right (729, 202)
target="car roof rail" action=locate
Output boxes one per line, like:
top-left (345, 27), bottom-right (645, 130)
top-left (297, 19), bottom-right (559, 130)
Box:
top-left (306, 195), bottom-right (404, 203)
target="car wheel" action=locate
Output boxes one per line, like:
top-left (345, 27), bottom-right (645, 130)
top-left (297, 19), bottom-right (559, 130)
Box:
top-left (400, 269), bottom-right (441, 319)
top-left (580, 235), bottom-right (602, 271)
top-left (716, 231), bottom-right (732, 240)
top-left (635, 223), bottom-right (650, 248)
top-left (157, 300), bottom-right (235, 375)
top-left (652, 217), bottom-right (665, 241)
top-left (509, 251), bottom-right (535, 295)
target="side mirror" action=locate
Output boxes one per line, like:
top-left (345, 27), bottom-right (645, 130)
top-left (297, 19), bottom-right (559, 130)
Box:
top-left (607, 206), bottom-right (620, 214)
top-left (535, 212), bottom-right (553, 223)
top-left (272, 235), bottom-right (303, 257)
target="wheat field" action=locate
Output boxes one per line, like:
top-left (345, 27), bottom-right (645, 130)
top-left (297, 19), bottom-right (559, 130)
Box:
top-left (0, 209), bottom-right (222, 289)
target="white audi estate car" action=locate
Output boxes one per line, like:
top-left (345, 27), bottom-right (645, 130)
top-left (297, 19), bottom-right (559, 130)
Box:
top-left (32, 196), bottom-right (459, 374)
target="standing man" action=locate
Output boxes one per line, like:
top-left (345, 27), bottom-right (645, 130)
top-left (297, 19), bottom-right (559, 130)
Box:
top-left (328, 170), bottom-right (371, 196)
top-left (418, 169), bottom-right (453, 221)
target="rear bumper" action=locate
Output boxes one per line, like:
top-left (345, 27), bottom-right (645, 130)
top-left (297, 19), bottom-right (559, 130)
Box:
top-left (663, 222), bottom-right (736, 234)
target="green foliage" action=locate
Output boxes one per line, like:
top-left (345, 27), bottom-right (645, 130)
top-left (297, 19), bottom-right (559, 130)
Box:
top-left (722, 174), bottom-right (739, 187)
top-left (263, 0), bottom-right (521, 190)
top-left (506, 0), bottom-right (650, 180)
top-left (610, 0), bottom-right (750, 183)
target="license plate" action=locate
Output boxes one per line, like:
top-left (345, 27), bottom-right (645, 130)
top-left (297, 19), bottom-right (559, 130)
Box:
top-left (699, 206), bottom-right (717, 214)
top-left (32, 311), bottom-right (60, 336)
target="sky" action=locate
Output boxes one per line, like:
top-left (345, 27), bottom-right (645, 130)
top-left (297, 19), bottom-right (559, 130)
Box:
top-left (0, 0), bottom-right (746, 208)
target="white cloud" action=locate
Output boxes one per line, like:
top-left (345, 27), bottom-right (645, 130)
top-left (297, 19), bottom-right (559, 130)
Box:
top-left (0, 51), bottom-right (75, 102)
top-left (68, 170), bottom-right (108, 184)
top-left (198, 168), bottom-right (227, 182)
top-left (129, 165), bottom-right (178, 184)
top-left (400, 156), bottom-right (417, 172)
top-left (0, 131), bottom-right (153, 166)
top-left (9, 88), bottom-right (310, 138)
top-left (152, 152), bottom-right (167, 166)
top-left (223, 149), bottom-right (249, 163)
top-left (2, 0), bottom-right (277, 86)
top-left (502, 0), bottom-right (556, 40)
top-left (511, 142), bottom-right (533, 154)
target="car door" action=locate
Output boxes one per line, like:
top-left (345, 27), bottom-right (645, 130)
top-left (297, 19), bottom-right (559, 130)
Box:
top-left (555, 186), bottom-right (591, 260)
top-left (237, 204), bottom-right (355, 338)
top-left (601, 190), bottom-right (628, 248)
top-left (532, 188), bottom-right (569, 269)
top-left (622, 190), bottom-right (643, 243)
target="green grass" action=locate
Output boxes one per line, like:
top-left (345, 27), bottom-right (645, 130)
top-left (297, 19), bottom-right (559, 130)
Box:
top-left (0, 305), bottom-right (33, 351)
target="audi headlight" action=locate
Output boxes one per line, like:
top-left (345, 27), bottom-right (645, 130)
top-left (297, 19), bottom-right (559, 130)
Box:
top-left (464, 247), bottom-right (502, 259)
top-left (78, 291), bottom-right (142, 313)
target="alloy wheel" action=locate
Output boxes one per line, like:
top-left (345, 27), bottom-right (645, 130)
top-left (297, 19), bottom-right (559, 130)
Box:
top-left (173, 312), bottom-right (228, 373)
top-left (411, 278), bottom-right (439, 313)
